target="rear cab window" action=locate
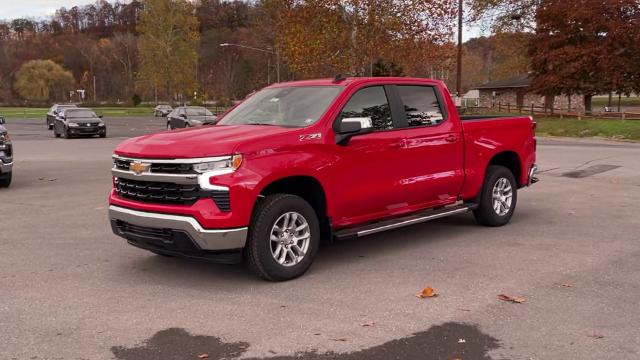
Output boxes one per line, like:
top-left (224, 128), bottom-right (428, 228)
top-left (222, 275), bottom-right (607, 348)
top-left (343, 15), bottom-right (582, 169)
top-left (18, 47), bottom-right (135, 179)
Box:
top-left (396, 85), bottom-right (446, 127)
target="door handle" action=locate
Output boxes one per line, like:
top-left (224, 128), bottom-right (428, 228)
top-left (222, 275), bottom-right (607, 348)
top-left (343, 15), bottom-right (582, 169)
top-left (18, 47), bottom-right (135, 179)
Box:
top-left (445, 134), bottom-right (458, 143)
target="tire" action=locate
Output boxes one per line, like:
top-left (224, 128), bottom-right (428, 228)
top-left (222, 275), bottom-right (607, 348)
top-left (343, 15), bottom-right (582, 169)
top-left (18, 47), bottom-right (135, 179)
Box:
top-left (0, 172), bottom-right (11, 188)
top-left (244, 194), bottom-right (320, 281)
top-left (99, 132), bottom-right (106, 138)
top-left (54, 127), bottom-right (60, 138)
top-left (167, 122), bottom-right (172, 130)
top-left (473, 165), bottom-right (518, 227)
top-left (62, 127), bottom-right (70, 139)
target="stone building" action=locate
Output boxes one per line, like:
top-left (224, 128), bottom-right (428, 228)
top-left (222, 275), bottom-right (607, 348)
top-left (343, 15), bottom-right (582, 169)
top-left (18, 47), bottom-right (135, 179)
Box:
top-left (474, 74), bottom-right (584, 113)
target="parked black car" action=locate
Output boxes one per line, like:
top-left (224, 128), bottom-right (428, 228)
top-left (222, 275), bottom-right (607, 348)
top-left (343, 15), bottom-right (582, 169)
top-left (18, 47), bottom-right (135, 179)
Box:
top-left (46, 104), bottom-right (77, 130)
top-left (153, 104), bottom-right (173, 117)
top-left (166, 106), bottom-right (217, 129)
top-left (0, 116), bottom-right (12, 187)
top-left (53, 108), bottom-right (106, 138)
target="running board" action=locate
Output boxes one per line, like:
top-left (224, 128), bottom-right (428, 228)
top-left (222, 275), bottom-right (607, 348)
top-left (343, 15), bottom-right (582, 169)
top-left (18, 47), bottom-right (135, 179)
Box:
top-left (334, 204), bottom-right (476, 241)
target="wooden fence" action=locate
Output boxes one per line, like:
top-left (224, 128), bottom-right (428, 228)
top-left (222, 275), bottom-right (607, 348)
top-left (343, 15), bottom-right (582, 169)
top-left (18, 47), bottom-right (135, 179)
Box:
top-left (461, 102), bottom-right (640, 120)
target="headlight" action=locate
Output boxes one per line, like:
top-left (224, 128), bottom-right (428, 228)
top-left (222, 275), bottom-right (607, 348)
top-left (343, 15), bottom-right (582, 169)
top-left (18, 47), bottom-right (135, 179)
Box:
top-left (193, 154), bottom-right (243, 174)
top-left (98, 122), bottom-right (105, 127)
top-left (68, 122), bottom-right (79, 127)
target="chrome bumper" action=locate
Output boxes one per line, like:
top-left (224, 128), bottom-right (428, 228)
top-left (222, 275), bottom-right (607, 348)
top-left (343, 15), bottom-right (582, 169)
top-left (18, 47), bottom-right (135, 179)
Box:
top-left (528, 164), bottom-right (539, 186)
top-left (108, 205), bottom-right (247, 250)
top-left (0, 161), bottom-right (12, 173)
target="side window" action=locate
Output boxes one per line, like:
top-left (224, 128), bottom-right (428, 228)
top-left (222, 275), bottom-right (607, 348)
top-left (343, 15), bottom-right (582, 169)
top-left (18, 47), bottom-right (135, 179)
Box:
top-left (340, 86), bottom-right (392, 131)
top-left (396, 86), bottom-right (445, 127)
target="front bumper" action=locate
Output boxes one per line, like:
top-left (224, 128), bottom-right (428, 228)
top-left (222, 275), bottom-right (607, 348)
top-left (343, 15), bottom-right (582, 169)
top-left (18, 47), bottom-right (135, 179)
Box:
top-left (109, 205), bottom-right (247, 252)
top-left (69, 126), bottom-right (105, 135)
top-left (0, 160), bottom-right (12, 174)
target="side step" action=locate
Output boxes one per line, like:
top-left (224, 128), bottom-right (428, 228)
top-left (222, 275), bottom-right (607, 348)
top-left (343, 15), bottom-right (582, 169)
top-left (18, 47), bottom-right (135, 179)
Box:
top-left (334, 204), bottom-right (476, 241)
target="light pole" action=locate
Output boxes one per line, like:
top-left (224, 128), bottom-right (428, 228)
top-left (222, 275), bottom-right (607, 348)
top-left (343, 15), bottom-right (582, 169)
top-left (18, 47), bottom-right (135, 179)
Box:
top-left (456, 0), bottom-right (463, 101)
top-left (219, 43), bottom-right (280, 83)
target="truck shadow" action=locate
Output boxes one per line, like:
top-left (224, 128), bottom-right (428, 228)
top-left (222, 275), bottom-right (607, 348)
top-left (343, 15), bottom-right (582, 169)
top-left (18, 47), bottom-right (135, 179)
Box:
top-left (112, 322), bottom-right (500, 360)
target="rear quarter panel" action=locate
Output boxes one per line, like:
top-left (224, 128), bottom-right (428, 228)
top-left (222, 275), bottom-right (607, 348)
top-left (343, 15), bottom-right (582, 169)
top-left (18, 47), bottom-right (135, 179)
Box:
top-left (461, 116), bottom-right (536, 200)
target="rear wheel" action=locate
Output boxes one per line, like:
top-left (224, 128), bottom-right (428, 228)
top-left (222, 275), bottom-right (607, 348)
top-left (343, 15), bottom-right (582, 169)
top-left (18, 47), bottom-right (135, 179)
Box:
top-left (244, 194), bottom-right (320, 281)
top-left (473, 165), bottom-right (518, 227)
top-left (0, 172), bottom-right (11, 188)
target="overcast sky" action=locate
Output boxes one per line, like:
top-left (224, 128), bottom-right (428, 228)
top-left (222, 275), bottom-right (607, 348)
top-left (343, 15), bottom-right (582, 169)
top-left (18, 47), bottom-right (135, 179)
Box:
top-left (0, 0), bottom-right (103, 20)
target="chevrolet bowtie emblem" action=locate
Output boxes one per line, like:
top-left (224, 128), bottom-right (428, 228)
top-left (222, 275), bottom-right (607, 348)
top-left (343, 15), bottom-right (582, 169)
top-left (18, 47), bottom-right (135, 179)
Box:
top-left (129, 161), bottom-right (151, 175)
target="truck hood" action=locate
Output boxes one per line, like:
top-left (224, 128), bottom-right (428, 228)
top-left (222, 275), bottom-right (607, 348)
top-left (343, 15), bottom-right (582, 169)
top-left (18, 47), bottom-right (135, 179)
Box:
top-left (114, 124), bottom-right (294, 159)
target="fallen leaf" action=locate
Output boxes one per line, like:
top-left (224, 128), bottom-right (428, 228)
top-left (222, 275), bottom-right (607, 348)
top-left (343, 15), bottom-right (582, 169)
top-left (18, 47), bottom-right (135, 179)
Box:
top-left (561, 283), bottom-right (572, 288)
top-left (416, 287), bottom-right (438, 298)
top-left (360, 320), bottom-right (375, 327)
top-left (497, 294), bottom-right (526, 303)
top-left (458, 308), bottom-right (471, 312)
top-left (331, 338), bottom-right (348, 342)
top-left (197, 354), bottom-right (209, 359)
top-left (588, 332), bottom-right (604, 339)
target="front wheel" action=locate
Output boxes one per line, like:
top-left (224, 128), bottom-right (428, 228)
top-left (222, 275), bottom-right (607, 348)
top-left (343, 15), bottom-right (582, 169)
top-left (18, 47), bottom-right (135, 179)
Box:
top-left (244, 194), bottom-right (320, 281)
top-left (473, 165), bottom-right (518, 227)
top-left (166, 122), bottom-right (172, 130)
top-left (0, 172), bottom-right (11, 187)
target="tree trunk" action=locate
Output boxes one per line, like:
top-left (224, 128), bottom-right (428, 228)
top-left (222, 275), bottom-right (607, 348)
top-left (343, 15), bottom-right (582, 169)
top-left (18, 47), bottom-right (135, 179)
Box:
top-left (584, 94), bottom-right (592, 115)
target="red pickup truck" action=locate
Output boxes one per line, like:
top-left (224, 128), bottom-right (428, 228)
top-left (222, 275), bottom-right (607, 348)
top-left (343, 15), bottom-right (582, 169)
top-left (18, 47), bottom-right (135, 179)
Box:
top-left (109, 77), bottom-right (537, 281)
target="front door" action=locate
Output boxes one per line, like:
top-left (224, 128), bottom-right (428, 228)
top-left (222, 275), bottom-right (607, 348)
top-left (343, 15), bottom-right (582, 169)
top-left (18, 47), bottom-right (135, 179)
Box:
top-left (331, 85), bottom-right (410, 227)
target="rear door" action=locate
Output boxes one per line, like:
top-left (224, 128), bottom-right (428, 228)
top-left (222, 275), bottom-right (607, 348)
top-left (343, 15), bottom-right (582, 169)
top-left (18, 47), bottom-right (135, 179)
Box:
top-left (393, 84), bottom-right (465, 207)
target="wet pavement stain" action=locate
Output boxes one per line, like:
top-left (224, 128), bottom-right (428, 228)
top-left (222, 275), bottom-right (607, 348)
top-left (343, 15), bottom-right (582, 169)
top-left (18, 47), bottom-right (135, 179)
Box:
top-left (562, 164), bottom-right (621, 178)
top-left (112, 322), bottom-right (500, 360)
top-left (111, 328), bottom-right (249, 360)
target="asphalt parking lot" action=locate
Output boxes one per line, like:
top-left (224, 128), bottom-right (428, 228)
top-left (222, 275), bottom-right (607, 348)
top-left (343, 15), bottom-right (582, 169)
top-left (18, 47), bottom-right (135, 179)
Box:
top-left (1, 117), bottom-right (640, 360)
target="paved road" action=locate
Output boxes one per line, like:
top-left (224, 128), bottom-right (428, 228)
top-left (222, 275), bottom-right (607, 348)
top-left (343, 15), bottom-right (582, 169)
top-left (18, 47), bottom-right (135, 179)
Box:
top-left (1, 117), bottom-right (640, 360)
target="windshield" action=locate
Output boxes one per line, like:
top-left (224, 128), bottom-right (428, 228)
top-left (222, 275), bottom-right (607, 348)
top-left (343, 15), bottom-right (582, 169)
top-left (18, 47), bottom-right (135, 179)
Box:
top-left (186, 107), bottom-right (213, 116)
top-left (218, 86), bottom-right (342, 127)
top-left (66, 110), bottom-right (98, 118)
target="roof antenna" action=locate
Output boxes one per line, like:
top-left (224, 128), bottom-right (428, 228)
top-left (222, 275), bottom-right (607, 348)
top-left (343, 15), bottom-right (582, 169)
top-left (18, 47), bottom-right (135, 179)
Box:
top-left (333, 74), bottom-right (347, 83)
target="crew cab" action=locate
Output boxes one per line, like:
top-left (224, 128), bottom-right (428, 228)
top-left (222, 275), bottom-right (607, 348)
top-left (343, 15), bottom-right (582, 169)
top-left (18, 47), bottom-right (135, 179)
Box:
top-left (109, 77), bottom-right (537, 281)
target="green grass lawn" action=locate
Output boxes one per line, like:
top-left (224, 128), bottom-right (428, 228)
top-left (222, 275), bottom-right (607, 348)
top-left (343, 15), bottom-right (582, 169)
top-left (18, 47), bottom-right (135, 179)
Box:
top-left (0, 106), bottom-right (155, 119)
top-left (535, 116), bottom-right (640, 141)
top-left (592, 96), bottom-right (640, 108)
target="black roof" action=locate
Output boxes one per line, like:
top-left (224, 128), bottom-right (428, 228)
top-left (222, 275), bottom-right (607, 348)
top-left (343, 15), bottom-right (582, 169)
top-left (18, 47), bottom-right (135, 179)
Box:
top-left (474, 74), bottom-right (531, 90)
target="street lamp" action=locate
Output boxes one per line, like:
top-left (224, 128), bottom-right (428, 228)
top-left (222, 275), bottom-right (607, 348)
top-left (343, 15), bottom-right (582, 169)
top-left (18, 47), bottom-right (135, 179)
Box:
top-left (219, 43), bottom-right (280, 83)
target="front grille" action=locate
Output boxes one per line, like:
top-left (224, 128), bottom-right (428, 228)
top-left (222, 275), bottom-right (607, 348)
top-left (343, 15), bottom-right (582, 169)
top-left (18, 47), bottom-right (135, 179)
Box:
top-left (114, 177), bottom-right (231, 211)
top-left (114, 158), bottom-right (194, 174)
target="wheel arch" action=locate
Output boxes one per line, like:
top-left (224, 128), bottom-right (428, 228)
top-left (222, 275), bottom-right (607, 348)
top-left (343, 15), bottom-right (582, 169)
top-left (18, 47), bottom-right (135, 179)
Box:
top-left (256, 175), bottom-right (332, 242)
top-left (487, 151), bottom-right (522, 187)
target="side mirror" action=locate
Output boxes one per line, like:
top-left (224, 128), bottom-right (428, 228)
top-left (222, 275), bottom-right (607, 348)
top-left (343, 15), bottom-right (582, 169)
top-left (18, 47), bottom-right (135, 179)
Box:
top-left (336, 117), bottom-right (373, 145)
top-left (0, 116), bottom-right (5, 125)
top-left (98, 115), bottom-right (103, 119)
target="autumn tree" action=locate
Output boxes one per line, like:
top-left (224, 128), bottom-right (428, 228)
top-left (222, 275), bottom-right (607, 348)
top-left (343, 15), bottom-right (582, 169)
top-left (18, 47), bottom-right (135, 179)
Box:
top-left (530, 0), bottom-right (640, 112)
top-left (13, 60), bottom-right (75, 102)
top-left (273, 0), bottom-right (457, 78)
top-left (136, 0), bottom-right (200, 102)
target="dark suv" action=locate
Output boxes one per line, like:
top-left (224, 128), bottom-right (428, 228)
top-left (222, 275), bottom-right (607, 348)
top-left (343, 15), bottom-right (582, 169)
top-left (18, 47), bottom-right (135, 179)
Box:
top-left (0, 116), bottom-right (13, 187)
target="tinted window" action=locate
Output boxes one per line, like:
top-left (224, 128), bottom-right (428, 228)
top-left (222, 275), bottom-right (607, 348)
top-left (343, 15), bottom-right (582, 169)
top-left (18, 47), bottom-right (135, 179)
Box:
top-left (340, 86), bottom-right (392, 131)
top-left (186, 107), bottom-right (213, 116)
top-left (397, 86), bottom-right (444, 127)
